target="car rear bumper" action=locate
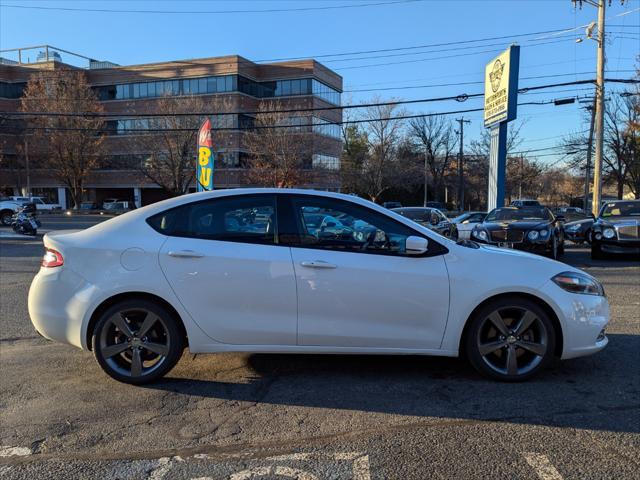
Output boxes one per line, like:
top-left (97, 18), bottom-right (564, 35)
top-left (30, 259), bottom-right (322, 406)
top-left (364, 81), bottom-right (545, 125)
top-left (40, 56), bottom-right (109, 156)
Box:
top-left (28, 267), bottom-right (96, 350)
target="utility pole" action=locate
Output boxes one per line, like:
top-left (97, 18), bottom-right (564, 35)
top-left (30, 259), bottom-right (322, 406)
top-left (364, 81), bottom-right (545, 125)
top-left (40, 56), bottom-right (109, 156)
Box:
top-left (519, 155), bottom-right (524, 199)
top-left (25, 137), bottom-right (31, 198)
top-left (572, 0), bottom-right (627, 215)
top-left (583, 98), bottom-right (596, 211)
top-left (455, 117), bottom-right (470, 211)
top-left (592, 0), bottom-right (606, 217)
top-left (423, 148), bottom-right (429, 207)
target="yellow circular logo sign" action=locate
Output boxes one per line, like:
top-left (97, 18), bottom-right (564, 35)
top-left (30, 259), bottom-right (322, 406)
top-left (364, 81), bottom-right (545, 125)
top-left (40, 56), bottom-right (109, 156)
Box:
top-left (489, 59), bottom-right (505, 93)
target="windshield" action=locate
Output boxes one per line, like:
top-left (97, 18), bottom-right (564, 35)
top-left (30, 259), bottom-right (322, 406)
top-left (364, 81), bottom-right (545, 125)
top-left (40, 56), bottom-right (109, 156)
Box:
top-left (486, 207), bottom-right (551, 222)
top-left (452, 213), bottom-right (471, 223)
top-left (600, 201), bottom-right (640, 217)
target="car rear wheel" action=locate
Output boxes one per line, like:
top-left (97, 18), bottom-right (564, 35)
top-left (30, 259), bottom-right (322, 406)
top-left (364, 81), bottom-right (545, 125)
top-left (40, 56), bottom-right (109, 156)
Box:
top-left (92, 299), bottom-right (184, 384)
top-left (465, 297), bottom-right (556, 381)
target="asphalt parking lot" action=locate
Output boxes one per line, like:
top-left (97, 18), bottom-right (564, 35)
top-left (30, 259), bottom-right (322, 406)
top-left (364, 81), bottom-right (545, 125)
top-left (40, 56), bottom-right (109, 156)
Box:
top-left (0, 215), bottom-right (638, 479)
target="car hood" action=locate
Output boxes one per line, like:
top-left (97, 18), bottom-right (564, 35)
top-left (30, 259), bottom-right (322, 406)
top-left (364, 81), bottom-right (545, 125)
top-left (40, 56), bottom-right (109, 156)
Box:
top-left (597, 216), bottom-right (640, 225)
top-left (481, 220), bottom-right (549, 230)
top-left (565, 218), bottom-right (593, 227)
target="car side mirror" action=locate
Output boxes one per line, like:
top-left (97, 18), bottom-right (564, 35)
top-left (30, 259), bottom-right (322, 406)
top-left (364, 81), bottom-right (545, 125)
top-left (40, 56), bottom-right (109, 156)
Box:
top-left (406, 236), bottom-right (428, 255)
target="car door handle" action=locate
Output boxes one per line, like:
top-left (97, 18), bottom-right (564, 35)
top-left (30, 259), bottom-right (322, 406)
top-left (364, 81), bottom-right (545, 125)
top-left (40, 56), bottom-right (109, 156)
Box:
top-left (168, 250), bottom-right (204, 258)
top-left (300, 260), bottom-right (337, 269)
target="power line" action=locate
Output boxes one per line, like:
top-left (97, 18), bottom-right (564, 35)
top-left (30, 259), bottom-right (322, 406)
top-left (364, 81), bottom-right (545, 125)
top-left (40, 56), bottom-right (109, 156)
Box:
top-left (7, 78), bottom-right (637, 119)
top-left (0, 93), bottom-right (621, 135)
top-left (0, 0), bottom-right (423, 15)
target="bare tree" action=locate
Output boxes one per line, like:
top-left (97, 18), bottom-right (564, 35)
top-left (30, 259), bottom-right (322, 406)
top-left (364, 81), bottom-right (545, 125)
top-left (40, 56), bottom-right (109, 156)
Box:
top-left (560, 95), bottom-right (639, 199)
top-left (20, 69), bottom-right (105, 208)
top-left (242, 101), bottom-right (312, 187)
top-left (355, 100), bottom-right (412, 202)
top-left (134, 95), bottom-right (232, 196)
top-left (409, 115), bottom-right (458, 202)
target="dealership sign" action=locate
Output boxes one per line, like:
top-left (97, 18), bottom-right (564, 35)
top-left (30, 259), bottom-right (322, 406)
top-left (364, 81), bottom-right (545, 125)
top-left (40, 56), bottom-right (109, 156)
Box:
top-left (484, 45), bottom-right (520, 128)
top-left (196, 118), bottom-right (214, 192)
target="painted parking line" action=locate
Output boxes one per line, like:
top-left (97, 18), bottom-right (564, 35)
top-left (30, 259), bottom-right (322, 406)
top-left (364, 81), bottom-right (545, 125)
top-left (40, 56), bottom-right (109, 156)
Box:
top-left (0, 446), bottom-right (32, 457)
top-left (524, 453), bottom-right (564, 480)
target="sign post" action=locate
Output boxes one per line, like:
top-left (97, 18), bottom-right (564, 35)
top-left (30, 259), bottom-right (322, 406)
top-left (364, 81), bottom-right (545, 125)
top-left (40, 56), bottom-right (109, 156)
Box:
top-left (196, 118), bottom-right (214, 192)
top-left (484, 45), bottom-right (520, 211)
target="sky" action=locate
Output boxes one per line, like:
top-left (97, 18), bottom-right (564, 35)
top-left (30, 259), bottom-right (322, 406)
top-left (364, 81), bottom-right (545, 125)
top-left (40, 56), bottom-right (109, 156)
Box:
top-left (0, 0), bottom-right (638, 164)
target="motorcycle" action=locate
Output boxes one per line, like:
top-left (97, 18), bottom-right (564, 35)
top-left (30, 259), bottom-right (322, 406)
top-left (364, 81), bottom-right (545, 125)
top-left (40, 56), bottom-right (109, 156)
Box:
top-left (11, 203), bottom-right (41, 236)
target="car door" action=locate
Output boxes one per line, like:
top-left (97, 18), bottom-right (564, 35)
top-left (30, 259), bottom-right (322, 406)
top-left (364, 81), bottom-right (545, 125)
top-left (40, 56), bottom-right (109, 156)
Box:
top-left (281, 194), bottom-right (450, 350)
top-left (157, 194), bottom-right (297, 345)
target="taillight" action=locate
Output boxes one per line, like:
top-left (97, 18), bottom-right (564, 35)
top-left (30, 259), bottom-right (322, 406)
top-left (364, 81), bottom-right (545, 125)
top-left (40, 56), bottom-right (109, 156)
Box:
top-left (42, 248), bottom-right (64, 268)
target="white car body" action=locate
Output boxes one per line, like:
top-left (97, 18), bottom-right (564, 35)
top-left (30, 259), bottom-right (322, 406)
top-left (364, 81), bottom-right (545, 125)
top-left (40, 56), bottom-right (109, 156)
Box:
top-left (453, 212), bottom-right (486, 240)
top-left (0, 199), bottom-right (22, 224)
top-left (10, 196), bottom-right (61, 210)
top-left (28, 189), bottom-right (609, 381)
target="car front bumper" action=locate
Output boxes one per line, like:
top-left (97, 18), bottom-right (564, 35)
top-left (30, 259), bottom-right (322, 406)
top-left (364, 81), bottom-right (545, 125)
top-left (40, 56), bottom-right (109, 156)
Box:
top-left (539, 280), bottom-right (610, 360)
top-left (565, 230), bottom-right (587, 242)
top-left (593, 238), bottom-right (640, 254)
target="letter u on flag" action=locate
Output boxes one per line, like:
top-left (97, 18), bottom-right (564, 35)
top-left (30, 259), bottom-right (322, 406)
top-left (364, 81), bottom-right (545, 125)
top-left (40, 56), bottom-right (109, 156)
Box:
top-left (196, 118), bottom-right (214, 192)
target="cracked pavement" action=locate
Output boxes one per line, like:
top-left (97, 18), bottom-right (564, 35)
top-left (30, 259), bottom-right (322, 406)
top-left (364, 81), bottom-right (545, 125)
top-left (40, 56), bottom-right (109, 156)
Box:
top-left (0, 215), bottom-right (638, 479)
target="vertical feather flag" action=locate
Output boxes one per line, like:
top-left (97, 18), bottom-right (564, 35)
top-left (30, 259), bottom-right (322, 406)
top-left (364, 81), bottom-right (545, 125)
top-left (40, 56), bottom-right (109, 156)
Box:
top-left (196, 118), bottom-right (214, 192)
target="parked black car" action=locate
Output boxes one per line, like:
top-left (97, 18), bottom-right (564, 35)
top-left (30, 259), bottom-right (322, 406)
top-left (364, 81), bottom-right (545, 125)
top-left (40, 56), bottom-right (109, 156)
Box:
top-left (392, 207), bottom-right (458, 239)
top-left (564, 216), bottom-right (595, 244)
top-left (590, 200), bottom-right (640, 259)
top-left (382, 201), bottom-right (402, 209)
top-left (510, 199), bottom-right (541, 207)
top-left (471, 206), bottom-right (565, 259)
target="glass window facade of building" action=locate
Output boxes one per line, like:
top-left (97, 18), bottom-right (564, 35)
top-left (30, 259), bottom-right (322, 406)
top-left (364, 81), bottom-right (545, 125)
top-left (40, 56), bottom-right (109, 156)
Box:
top-left (312, 117), bottom-right (341, 139)
top-left (95, 75), bottom-right (340, 105)
top-left (312, 154), bottom-right (340, 170)
top-left (0, 81), bottom-right (26, 99)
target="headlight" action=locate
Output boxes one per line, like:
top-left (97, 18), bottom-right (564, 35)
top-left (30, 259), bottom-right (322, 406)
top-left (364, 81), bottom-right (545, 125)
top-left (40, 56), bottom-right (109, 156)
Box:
top-left (527, 230), bottom-right (539, 240)
top-left (474, 230), bottom-right (488, 241)
top-left (539, 229), bottom-right (550, 238)
top-left (552, 271), bottom-right (604, 296)
top-left (603, 228), bottom-right (615, 239)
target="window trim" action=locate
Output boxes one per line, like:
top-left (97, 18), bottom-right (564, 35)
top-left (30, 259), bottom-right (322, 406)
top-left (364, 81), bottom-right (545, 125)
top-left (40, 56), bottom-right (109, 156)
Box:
top-left (146, 193), bottom-right (280, 246)
top-left (277, 193), bottom-right (448, 258)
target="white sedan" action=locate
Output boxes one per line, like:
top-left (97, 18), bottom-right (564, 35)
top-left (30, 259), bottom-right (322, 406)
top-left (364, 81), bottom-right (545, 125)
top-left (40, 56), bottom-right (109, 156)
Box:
top-left (452, 211), bottom-right (487, 240)
top-left (29, 189), bottom-right (609, 384)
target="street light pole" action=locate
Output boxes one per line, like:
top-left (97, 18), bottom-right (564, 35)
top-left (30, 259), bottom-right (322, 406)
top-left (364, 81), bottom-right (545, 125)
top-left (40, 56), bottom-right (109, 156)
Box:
top-left (592, 0), bottom-right (606, 216)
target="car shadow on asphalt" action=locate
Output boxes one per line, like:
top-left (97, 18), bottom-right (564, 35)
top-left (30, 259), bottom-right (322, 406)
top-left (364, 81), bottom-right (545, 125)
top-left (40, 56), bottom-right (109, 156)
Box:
top-left (144, 333), bottom-right (640, 434)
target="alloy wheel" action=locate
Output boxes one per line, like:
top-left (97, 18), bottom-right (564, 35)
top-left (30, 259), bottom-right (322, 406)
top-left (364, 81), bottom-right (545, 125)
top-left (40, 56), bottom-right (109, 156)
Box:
top-left (476, 306), bottom-right (548, 377)
top-left (98, 308), bottom-right (171, 378)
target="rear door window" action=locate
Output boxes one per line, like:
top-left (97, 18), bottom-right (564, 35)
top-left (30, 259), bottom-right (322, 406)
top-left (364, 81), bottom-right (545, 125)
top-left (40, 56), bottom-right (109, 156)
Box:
top-left (147, 194), bottom-right (277, 245)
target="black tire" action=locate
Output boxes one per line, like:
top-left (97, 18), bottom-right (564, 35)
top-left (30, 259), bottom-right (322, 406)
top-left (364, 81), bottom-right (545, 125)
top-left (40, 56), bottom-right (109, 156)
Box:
top-left (549, 235), bottom-right (560, 260)
top-left (0, 210), bottom-right (13, 226)
top-left (465, 297), bottom-right (556, 382)
top-left (591, 243), bottom-right (606, 260)
top-left (92, 299), bottom-right (184, 385)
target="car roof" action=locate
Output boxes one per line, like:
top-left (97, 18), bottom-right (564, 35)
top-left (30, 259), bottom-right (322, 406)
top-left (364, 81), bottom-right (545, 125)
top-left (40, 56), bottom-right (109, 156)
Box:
top-left (97, 188), bottom-right (456, 246)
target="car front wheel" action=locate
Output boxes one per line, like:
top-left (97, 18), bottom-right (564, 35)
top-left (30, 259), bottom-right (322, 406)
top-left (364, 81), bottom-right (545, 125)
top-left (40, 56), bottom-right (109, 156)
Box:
top-left (1, 210), bottom-right (13, 226)
top-left (92, 299), bottom-right (184, 384)
top-left (465, 297), bottom-right (556, 381)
